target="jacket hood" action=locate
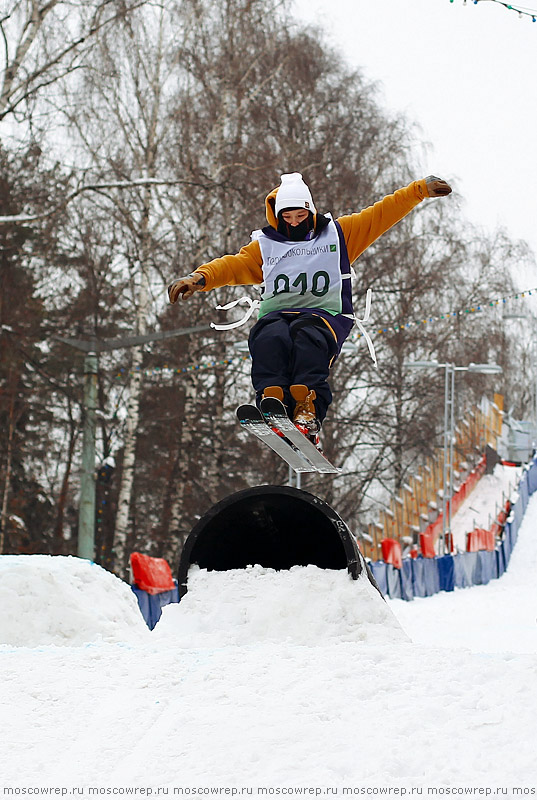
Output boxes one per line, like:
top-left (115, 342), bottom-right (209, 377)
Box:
top-left (265, 185), bottom-right (280, 229)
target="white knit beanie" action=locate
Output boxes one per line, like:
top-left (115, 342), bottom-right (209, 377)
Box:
top-left (274, 172), bottom-right (316, 216)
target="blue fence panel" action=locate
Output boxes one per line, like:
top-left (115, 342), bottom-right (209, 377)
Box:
top-left (462, 551), bottom-right (478, 586)
top-left (503, 521), bottom-right (514, 564)
top-left (519, 470), bottom-right (530, 513)
top-left (474, 550), bottom-right (496, 585)
top-left (500, 537), bottom-right (509, 571)
top-left (386, 564), bottom-right (402, 599)
top-left (132, 584), bottom-right (179, 630)
top-left (453, 554), bottom-right (469, 588)
top-left (512, 514), bottom-right (520, 549)
top-left (511, 500), bottom-right (524, 535)
top-left (488, 549), bottom-right (499, 581)
top-left (422, 558), bottom-right (440, 596)
top-left (453, 553), bottom-right (476, 589)
top-left (411, 557), bottom-right (427, 597)
top-left (511, 476), bottom-right (528, 534)
top-left (132, 585), bottom-right (151, 626)
top-left (495, 545), bottom-right (506, 578)
top-left (528, 460), bottom-right (537, 494)
top-left (473, 551), bottom-right (485, 585)
top-left (509, 500), bottom-right (523, 550)
top-left (491, 549), bottom-right (499, 580)
top-left (400, 559), bottom-right (414, 601)
top-left (437, 555), bottom-right (455, 592)
top-left (369, 560), bottom-right (388, 597)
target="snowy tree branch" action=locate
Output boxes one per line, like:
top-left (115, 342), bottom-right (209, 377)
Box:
top-left (0, 178), bottom-right (212, 223)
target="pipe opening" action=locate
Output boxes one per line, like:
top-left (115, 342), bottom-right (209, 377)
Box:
top-left (177, 485), bottom-right (365, 597)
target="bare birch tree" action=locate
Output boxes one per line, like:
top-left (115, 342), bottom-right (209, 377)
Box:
top-left (54, 1), bottom-right (203, 575)
top-left (0, 0), bottom-right (149, 124)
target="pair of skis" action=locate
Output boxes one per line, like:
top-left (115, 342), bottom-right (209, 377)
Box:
top-left (236, 397), bottom-right (339, 474)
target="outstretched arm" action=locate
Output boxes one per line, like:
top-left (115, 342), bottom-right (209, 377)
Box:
top-left (338, 177), bottom-right (452, 263)
top-left (167, 240), bottom-right (264, 303)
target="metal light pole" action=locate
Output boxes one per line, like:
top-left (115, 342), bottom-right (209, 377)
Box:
top-left (78, 352), bottom-right (98, 560)
top-left (442, 363), bottom-right (455, 551)
top-left (408, 360), bottom-right (502, 554)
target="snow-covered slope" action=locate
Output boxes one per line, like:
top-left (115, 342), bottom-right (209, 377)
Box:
top-left (1, 487), bottom-right (536, 789)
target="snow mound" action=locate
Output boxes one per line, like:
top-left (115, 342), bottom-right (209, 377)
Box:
top-left (154, 564), bottom-right (410, 647)
top-left (0, 555), bottom-right (150, 647)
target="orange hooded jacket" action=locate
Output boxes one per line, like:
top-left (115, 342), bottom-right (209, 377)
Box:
top-left (193, 178), bottom-right (429, 292)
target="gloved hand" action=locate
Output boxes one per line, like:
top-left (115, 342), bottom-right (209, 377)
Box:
top-left (167, 273), bottom-right (206, 303)
top-left (425, 176), bottom-right (452, 197)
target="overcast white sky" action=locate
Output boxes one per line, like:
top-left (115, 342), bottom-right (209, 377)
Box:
top-left (292, 0), bottom-right (537, 288)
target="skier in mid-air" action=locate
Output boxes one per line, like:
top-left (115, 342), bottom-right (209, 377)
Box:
top-left (168, 172), bottom-right (451, 447)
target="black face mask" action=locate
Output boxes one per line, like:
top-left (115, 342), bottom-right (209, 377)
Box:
top-left (277, 212), bottom-right (314, 241)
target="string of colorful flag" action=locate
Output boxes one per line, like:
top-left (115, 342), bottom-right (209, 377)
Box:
top-left (113, 286), bottom-right (537, 381)
top-left (351, 286), bottom-right (537, 341)
top-left (113, 354), bottom-right (251, 381)
top-left (450, 0), bottom-right (537, 22)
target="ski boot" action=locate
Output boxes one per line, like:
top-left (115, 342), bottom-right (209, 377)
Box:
top-left (290, 384), bottom-right (322, 449)
top-left (262, 386), bottom-right (286, 437)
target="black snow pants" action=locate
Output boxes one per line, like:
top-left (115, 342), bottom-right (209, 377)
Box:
top-left (248, 312), bottom-right (338, 423)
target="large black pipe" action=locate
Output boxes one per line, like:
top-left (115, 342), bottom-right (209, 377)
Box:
top-left (177, 485), bottom-right (382, 598)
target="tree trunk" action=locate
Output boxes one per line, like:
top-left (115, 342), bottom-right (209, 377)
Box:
top-left (111, 272), bottom-right (150, 577)
top-left (52, 409), bottom-right (79, 554)
top-left (0, 394), bottom-right (17, 554)
top-left (108, 10), bottom-right (167, 575)
top-left (164, 373), bottom-right (198, 568)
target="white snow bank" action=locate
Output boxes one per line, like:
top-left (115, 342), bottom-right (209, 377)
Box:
top-left (0, 555), bottom-right (150, 647)
top-left (154, 563), bottom-right (409, 647)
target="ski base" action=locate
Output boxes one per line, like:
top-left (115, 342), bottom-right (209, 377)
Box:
top-left (236, 404), bottom-right (313, 472)
top-left (260, 397), bottom-right (339, 474)
top-left (236, 400), bottom-right (339, 475)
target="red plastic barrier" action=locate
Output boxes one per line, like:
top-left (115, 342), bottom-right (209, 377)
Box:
top-left (381, 538), bottom-right (402, 569)
top-left (419, 531), bottom-right (436, 558)
top-left (422, 512), bottom-right (443, 544)
top-left (466, 527), bottom-right (495, 553)
top-left (497, 501), bottom-right (510, 527)
top-left (466, 530), bottom-right (480, 552)
top-left (130, 552), bottom-right (175, 595)
top-left (481, 528), bottom-right (495, 550)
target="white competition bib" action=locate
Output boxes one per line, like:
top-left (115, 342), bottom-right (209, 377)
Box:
top-left (254, 221), bottom-right (342, 317)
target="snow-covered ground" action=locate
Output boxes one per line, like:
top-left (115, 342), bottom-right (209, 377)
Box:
top-left (1, 472), bottom-right (536, 793)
